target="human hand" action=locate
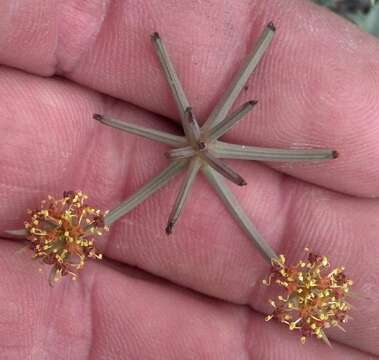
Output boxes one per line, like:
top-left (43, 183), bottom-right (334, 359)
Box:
top-left (0, 1), bottom-right (378, 359)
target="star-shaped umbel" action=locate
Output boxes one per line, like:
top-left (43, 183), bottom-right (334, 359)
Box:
top-left (94, 23), bottom-right (336, 262)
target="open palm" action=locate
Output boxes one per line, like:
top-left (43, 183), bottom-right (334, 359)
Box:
top-left (1, 1), bottom-right (379, 359)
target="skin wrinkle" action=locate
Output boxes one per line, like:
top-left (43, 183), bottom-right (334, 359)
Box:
top-left (54, 0), bottom-right (111, 76)
top-left (244, 172), bottom-right (295, 305)
top-left (246, 312), bottom-right (377, 360)
top-left (261, 171), bottom-right (293, 242)
top-left (46, 284), bottom-right (91, 359)
top-left (280, 186), bottom-right (315, 253)
top-left (85, 270), bottom-right (99, 360)
top-left (29, 283), bottom-right (64, 359)
top-left (30, 255), bottom-right (99, 360)
top-left (0, 1), bottom-right (57, 75)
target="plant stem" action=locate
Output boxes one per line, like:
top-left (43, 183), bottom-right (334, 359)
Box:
top-left (202, 166), bottom-right (277, 262)
top-left (105, 160), bottom-right (186, 226)
top-left (151, 32), bottom-right (191, 131)
top-left (213, 142), bottom-right (337, 161)
top-left (207, 100), bottom-right (257, 142)
top-left (200, 151), bottom-right (247, 186)
top-left (93, 114), bottom-right (186, 147)
top-left (202, 22), bottom-right (275, 132)
top-left (166, 158), bottom-right (202, 234)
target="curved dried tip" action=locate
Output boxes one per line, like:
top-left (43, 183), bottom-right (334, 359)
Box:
top-left (165, 222), bottom-right (173, 235)
top-left (263, 248), bottom-right (353, 345)
top-left (267, 21), bottom-right (276, 32)
top-left (93, 113), bottom-right (104, 121)
top-left (151, 32), bottom-right (160, 41)
top-left (23, 191), bottom-right (108, 285)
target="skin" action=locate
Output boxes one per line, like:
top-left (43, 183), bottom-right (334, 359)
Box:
top-left (0, 0), bottom-right (378, 358)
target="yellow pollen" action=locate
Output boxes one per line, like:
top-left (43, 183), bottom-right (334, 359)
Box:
top-left (263, 249), bottom-right (353, 345)
top-left (24, 191), bottom-right (108, 285)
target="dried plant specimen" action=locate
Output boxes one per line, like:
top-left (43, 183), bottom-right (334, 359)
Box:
top-left (4, 23), bottom-right (352, 346)
top-left (263, 249), bottom-right (353, 345)
top-left (94, 23), bottom-right (336, 263)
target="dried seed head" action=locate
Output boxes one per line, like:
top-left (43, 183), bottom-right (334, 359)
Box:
top-left (263, 248), bottom-right (353, 344)
top-left (95, 26), bottom-right (336, 245)
top-left (24, 191), bottom-right (108, 285)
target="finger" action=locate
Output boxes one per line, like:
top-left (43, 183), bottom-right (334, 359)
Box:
top-left (0, 69), bottom-right (378, 354)
top-left (0, 240), bottom-right (370, 359)
top-left (1, 1), bottom-right (379, 195)
top-left (0, 0), bottom-right (379, 196)
top-left (105, 158), bottom-right (379, 354)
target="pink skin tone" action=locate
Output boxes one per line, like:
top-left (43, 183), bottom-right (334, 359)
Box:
top-left (0, 0), bottom-right (379, 358)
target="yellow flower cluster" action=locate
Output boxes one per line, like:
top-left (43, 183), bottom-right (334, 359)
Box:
top-left (263, 249), bottom-right (353, 344)
top-left (24, 191), bottom-right (108, 285)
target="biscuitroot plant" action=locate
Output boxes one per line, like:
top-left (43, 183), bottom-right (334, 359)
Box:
top-left (5, 23), bottom-right (352, 345)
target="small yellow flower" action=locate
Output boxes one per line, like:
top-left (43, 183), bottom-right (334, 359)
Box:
top-left (263, 249), bottom-right (353, 345)
top-left (24, 191), bottom-right (108, 285)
